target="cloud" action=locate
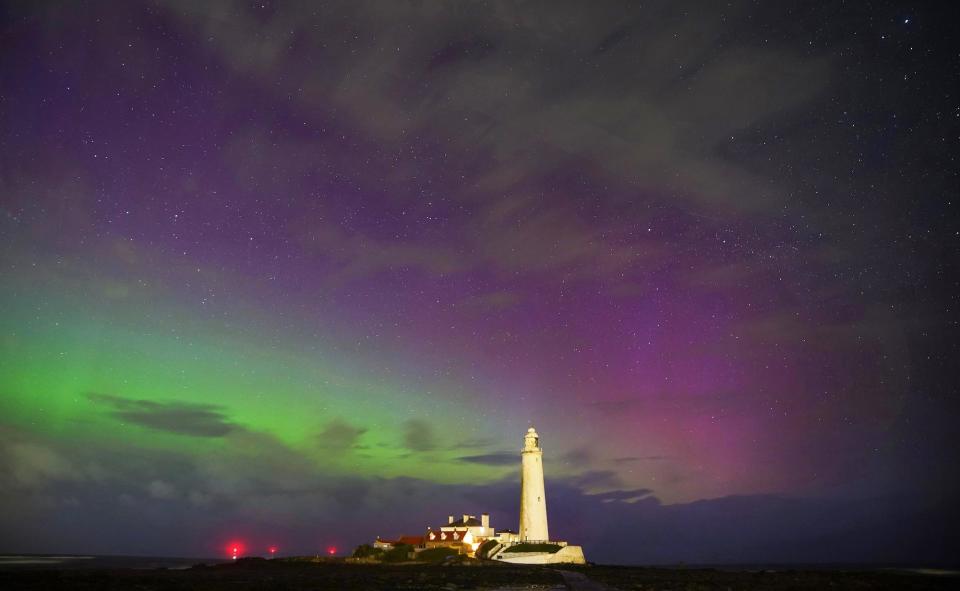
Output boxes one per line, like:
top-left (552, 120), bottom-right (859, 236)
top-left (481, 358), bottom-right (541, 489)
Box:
top-left (1, 441), bottom-right (83, 489)
top-left (187, 490), bottom-right (212, 507)
top-left (613, 455), bottom-right (667, 464)
top-left (1, 420), bottom-right (957, 565)
top-left (148, 0), bottom-right (834, 290)
top-left (558, 447), bottom-right (595, 468)
top-left (317, 419), bottom-right (367, 451)
top-left (87, 393), bottom-right (237, 437)
top-left (471, 197), bottom-right (644, 279)
top-left (288, 217), bottom-right (465, 283)
top-left (402, 419), bottom-right (436, 452)
top-left (589, 488), bottom-right (654, 503)
top-left (146, 480), bottom-right (178, 500)
top-left (563, 470), bottom-right (625, 492)
top-left (457, 452), bottom-right (516, 466)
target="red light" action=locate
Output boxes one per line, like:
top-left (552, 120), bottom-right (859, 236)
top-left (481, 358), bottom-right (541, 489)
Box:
top-left (226, 541), bottom-right (246, 559)
top-left (327, 546), bottom-right (336, 556)
top-left (269, 546), bottom-right (277, 555)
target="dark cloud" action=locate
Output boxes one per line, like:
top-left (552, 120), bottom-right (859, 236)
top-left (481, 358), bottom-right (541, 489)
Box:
top-left (87, 393), bottom-right (236, 437)
top-left (2, 425), bottom-right (957, 566)
top-left (317, 419), bottom-right (367, 451)
top-left (563, 470), bottom-right (625, 491)
top-left (613, 456), bottom-right (667, 464)
top-left (589, 488), bottom-right (654, 503)
top-left (402, 419), bottom-right (435, 452)
top-left (457, 452), bottom-right (517, 466)
top-left (558, 447), bottom-right (595, 468)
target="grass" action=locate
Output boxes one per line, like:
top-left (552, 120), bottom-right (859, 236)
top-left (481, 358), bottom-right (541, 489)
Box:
top-left (380, 544), bottom-right (414, 562)
top-left (415, 547), bottom-right (460, 563)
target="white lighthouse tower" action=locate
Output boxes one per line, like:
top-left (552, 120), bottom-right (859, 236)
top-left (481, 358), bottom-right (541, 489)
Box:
top-left (519, 426), bottom-right (549, 542)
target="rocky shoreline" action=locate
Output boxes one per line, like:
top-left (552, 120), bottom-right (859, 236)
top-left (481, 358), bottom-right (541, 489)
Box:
top-left (0, 557), bottom-right (955, 590)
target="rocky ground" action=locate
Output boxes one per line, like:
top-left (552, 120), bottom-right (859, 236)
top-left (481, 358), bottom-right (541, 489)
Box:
top-left (561, 564), bottom-right (958, 591)
top-left (0, 558), bottom-right (955, 590)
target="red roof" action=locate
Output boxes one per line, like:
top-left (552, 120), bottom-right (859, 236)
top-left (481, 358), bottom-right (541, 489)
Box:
top-left (427, 528), bottom-right (470, 542)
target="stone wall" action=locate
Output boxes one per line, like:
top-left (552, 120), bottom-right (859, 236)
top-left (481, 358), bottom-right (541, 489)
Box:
top-left (494, 545), bottom-right (586, 565)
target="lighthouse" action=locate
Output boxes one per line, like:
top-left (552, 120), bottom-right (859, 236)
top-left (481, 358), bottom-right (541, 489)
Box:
top-left (519, 426), bottom-right (549, 541)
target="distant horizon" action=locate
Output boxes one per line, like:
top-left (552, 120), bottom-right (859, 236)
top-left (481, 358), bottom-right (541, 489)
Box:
top-left (1, 552), bottom-right (959, 572)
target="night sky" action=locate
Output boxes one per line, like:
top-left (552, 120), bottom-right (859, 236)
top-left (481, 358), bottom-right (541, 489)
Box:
top-left (1, 1), bottom-right (958, 565)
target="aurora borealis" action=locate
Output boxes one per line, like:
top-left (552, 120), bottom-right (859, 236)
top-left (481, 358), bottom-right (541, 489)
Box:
top-left (1, 1), bottom-right (957, 565)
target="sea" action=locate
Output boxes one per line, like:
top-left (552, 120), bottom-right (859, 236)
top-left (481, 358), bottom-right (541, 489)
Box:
top-left (1, 555), bottom-right (956, 577)
top-left (0, 554), bottom-right (228, 570)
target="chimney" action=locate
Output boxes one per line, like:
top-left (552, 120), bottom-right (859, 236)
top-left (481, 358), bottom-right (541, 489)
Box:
top-left (481, 513), bottom-right (490, 530)
top-left (463, 514), bottom-right (470, 524)
top-left (448, 515), bottom-right (454, 524)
